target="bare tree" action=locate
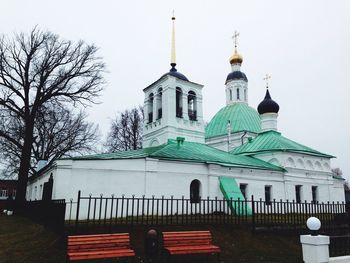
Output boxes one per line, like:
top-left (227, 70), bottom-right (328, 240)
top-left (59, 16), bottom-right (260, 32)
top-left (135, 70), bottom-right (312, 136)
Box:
top-left (33, 103), bottom-right (99, 165)
top-left (344, 181), bottom-right (350, 192)
top-left (0, 28), bottom-right (105, 204)
top-left (332, 168), bottom-right (343, 177)
top-left (0, 103), bottom-right (99, 177)
top-left (105, 106), bottom-right (143, 152)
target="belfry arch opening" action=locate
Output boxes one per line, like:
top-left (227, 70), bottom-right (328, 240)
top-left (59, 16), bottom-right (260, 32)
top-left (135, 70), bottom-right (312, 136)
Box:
top-left (236, 88), bottom-right (240, 100)
top-left (188, 91), bottom-right (197, 121)
top-left (148, 93), bottom-right (154, 123)
top-left (176, 87), bottom-right (183, 118)
top-left (190, 179), bottom-right (201, 203)
top-left (156, 88), bottom-right (162, 120)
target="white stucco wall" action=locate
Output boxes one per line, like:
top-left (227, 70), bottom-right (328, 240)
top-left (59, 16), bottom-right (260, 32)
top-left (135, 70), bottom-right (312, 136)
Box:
top-left (27, 153), bottom-right (345, 220)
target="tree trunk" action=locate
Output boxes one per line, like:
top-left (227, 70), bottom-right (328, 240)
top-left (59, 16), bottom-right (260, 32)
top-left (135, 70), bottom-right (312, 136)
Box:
top-left (15, 119), bottom-right (35, 206)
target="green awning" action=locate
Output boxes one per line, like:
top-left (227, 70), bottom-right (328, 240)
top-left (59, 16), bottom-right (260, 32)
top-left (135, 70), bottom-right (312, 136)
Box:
top-left (219, 176), bottom-right (252, 216)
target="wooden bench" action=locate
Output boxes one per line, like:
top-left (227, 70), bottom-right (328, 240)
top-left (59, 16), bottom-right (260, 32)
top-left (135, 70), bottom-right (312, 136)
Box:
top-left (162, 230), bottom-right (221, 262)
top-left (67, 233), bottom-right (135, 262)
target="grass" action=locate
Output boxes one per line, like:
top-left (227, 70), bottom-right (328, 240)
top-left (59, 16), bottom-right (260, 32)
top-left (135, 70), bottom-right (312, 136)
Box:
top-left (0, 214), bottom-right (303, 263)
top-left (0, 214), bottom-right (66, 263)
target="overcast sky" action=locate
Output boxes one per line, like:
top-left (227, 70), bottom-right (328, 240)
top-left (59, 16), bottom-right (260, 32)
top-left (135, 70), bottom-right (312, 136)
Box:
top-left (1, 0), bottom-right (349, 180)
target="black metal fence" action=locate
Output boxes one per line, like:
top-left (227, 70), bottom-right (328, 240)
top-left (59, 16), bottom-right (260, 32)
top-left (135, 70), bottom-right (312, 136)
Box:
top-left (329, 235), bottom-right (350, 257)
top-left (69, 191), bottom-right (349, 234)
top-left (17, 199), bottom-right (66, 232)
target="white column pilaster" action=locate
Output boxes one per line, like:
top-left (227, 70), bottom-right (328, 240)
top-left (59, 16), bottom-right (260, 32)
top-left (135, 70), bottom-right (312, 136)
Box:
top-left (152, 94), bottom-right (157, 122)
top-left (182, 92), bottom-right (188, 120)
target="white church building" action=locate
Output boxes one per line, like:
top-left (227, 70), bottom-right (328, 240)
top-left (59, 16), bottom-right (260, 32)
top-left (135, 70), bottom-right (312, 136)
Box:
top-left (27, 17), bottom-right (345, 209)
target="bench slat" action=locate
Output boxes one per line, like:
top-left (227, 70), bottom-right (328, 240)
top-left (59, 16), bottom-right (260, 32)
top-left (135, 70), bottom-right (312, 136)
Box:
top-left (68, 233), bottom-right (129, 239)
top-left (162, 230), bottom-right (221, 258)
top-left (68, 239), bottom-right (130, 245)
top-left (67, 233), bottom-right (134, 262)
top-left (68, 249), bottom-right (135, 260)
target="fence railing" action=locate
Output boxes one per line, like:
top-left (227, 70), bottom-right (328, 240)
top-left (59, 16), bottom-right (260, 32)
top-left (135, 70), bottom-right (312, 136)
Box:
top-left (329, 235), bottom-right (350, 257)
top-left (69, 191), bottom-right (349, 234)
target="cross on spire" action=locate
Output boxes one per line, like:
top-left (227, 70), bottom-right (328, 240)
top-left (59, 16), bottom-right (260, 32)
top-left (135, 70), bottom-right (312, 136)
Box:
top-left (263, 74), bottom-right (271, 88)
top-left (171, 10), bottom-right (176, 66)
top-left (232, 30), bottom-right (240, 49)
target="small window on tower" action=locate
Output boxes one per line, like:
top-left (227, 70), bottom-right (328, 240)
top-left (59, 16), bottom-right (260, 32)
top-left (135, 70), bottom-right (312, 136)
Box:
top-left (176, 87), bottom-right (183, 118)
top-left (148, 93), bottom-right (154, 123)
top-left (188, 91), bottom-right (197, 121)
top-left (230, 89), bottom-right (232, 100)
top-left (236, 88), bottom-right (240, 100)
top-left (157, 88), bottom-right (162, 120)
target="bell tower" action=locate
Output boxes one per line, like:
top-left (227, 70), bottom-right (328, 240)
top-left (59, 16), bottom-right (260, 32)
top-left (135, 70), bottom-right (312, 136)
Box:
top-left (225, 31), bottom-right (249, 105)
top-left (142, 14), bottom-right (205, 148)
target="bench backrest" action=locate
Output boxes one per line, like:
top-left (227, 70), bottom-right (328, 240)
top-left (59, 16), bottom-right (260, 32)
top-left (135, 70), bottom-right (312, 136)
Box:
top-left (67, 233), bottom-right (131, 253)
top-left (163, 231), bottom-right (213, 247)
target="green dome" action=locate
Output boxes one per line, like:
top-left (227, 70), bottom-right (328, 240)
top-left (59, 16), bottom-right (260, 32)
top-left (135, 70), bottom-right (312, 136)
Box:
top-left (205, 102), bottom-right (261, 139)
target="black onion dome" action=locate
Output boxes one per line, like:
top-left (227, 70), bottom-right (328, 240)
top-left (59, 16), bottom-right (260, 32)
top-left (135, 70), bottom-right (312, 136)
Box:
top-left (225, 71), bottom-right (248, 84)
top-left (162, 64), bottom-right (189, 81)
top-left (257, 89), bottom-right (280, 114)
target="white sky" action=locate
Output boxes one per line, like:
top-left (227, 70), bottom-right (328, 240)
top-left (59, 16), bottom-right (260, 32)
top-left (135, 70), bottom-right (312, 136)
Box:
top-left (1, 0), bottom-right (350, 181)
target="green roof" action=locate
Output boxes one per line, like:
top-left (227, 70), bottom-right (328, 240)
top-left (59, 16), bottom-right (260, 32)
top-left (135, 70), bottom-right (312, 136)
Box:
top-left (72, 140), bottom-right (284, 172)
top-left (231, 130), bottom-right (334, 158)
top-left (205, 102), bottom-right (261, 139)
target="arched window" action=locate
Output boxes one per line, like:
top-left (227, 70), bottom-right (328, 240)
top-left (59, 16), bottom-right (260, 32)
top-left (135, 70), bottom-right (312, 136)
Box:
top-left (323, 162), bottom-right (330, 170)
top-left (230, 89), bottom-right (233, 100)
top-left (286, 157), bottom-right (296, 167)
top-left (315, 161), bottom-right (323, 171)
top-left (297, 159), bottom-right (305, 169)
top-left (306, 160), bottom-right (314, 170)
top-left (176, 87), bottom-right (183, 118)
top-left (268, 158), bottom-right (280, 166)
top-left (157, 88), bottom-right (162, 119)
top-left (148, 93), bottom-right (154, 123)
top-left (190, 179), bottom-right (201, 203)
top-left (188, 91), bottom-right (197, 121)
top-left (236, 88), bottom-right (240, 100)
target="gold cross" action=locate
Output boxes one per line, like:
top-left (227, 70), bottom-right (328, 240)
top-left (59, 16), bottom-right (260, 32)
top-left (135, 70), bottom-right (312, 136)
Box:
top-left (232, 30), bottom-right (240, 48)
top-left (263, 74), bottom-right (271, 87)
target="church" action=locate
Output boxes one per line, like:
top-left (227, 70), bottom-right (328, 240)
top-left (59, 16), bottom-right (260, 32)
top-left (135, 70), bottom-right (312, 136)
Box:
top-left (26, 16), bottom-right (345, 211)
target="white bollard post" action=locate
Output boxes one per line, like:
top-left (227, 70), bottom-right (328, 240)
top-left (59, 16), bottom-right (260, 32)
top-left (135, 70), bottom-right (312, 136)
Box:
top-left (300, 217), bottom-right (330, 263)
top-left (300, 235), bottom-right (330, 263)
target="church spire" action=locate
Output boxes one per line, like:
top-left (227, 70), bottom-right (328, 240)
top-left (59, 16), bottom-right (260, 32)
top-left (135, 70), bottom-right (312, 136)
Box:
top-left (229, 30), bottom-right (243, 65)
top-left (171, 11), bottom-right (176, 68)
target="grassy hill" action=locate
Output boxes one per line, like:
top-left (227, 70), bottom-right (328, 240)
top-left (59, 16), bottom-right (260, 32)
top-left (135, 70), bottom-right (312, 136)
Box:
top-left (0, 214), bottom-right (303, 263)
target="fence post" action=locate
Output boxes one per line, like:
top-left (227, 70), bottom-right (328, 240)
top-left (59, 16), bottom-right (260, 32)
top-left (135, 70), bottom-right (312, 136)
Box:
top-left (251, 195), bottom-right (255, 233)
top-left (75, 190), bottom-right (81, 233)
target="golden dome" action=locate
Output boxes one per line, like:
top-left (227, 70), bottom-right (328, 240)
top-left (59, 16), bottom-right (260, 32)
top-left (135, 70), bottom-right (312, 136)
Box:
top-left (229, 49), bottom-right (243, 64)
